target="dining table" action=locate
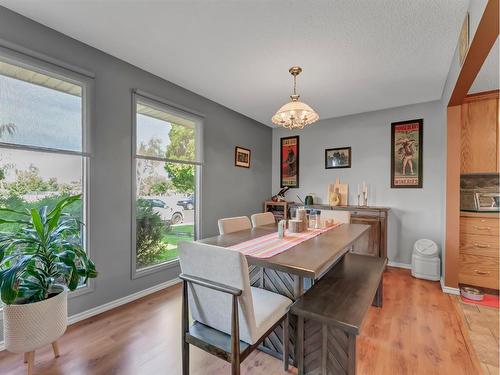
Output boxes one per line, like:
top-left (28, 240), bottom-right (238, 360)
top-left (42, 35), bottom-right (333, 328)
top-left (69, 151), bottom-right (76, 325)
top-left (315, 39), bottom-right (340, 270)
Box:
top-left (198, 222), bottom-right (370, 365)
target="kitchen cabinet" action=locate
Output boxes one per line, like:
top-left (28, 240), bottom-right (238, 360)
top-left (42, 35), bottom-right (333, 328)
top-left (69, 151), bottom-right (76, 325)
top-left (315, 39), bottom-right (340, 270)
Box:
top-left (459, 212), bottom-right (499, 290)
top-left (460, 92), bottom-right (499, 174)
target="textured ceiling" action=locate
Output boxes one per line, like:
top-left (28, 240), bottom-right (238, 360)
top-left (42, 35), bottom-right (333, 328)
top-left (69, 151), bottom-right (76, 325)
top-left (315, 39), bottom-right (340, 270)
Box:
top-left (469, 37), bottom-right (499, 94)
top-left (0, 0), bottom-right (469, 126)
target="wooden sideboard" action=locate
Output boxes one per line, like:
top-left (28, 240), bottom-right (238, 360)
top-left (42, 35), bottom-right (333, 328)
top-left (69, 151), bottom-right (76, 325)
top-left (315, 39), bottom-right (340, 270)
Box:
top-left (289, 204), bottom-right (389, 259)
top-left (459, 211), bottom-right (499, 290)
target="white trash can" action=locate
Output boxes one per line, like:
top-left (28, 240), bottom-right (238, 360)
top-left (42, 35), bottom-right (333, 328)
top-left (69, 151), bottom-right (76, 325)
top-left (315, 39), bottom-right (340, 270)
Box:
top-left (411, 239), bottom-right (440, 281)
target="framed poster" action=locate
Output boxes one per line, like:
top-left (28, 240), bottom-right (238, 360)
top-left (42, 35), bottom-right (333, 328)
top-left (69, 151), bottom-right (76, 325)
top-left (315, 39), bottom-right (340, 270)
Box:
top-left (280, 136), bottom-right (299, 188)
top-left (325, 147), bottom-right (351, 169)
top-left (391, 119), bottom-right (423, 188)
top-left (234, 146), bottom-right (251, 168)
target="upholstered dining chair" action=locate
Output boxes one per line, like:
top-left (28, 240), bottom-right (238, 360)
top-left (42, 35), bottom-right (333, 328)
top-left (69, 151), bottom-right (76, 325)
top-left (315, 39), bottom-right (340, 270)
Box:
top-left (217, 216), bottom-right (251, 235)
top-left (250, 212), bottom-right (276, 227)
top-left (320, 209), bottom-right (351, 224)
top-left (179, 241), bottom-right (292, 375)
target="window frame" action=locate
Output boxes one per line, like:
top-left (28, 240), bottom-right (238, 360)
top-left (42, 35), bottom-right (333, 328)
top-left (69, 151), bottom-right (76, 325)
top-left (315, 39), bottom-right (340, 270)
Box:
top-left (0, 46), bottom-right (95, 300)
top-left (131, 90), bottom-right (203, 279)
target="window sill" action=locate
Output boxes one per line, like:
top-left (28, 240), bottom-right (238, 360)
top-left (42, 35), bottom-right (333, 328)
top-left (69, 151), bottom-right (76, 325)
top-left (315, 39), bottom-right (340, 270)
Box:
top-left (132, 259), bottom-right (180, 280)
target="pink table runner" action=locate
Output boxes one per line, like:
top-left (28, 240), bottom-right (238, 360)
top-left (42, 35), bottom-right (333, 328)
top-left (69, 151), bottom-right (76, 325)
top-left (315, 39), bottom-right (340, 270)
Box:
top-left (228, 223), bottom-right (342, 258)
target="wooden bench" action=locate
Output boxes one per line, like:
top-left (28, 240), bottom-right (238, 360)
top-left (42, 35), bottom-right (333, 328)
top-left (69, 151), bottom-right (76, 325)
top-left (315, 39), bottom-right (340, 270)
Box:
top-left (290, 253), bottom-right (387, 375)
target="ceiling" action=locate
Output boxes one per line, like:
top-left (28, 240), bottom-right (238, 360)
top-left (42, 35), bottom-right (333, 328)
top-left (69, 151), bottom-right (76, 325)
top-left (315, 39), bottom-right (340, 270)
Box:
top-left (469, 37), bottom-right (499, 94)
top-left (0, 0), bottom-right (469, 126)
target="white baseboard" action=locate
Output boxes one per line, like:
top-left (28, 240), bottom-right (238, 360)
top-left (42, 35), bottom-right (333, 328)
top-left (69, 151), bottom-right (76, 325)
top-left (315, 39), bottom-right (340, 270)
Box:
top-left (440, 277), bottom-right (460, 295)
top-left (0, 277), bottom-right (180, 352)
top-left (387, 260), bottom-right (412, 270)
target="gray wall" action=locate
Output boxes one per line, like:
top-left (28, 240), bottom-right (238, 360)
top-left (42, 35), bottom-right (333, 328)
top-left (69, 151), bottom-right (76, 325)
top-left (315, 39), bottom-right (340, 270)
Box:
top-left (272, 101), bottom-right (446, 264)
top-left (0, 7), bottom-right (272, 318)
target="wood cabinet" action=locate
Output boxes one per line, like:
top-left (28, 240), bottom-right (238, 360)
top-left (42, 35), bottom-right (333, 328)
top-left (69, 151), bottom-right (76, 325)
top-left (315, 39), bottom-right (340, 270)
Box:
top-left (351, 215), bottom-right (381, 257)
top-left (460, 92), bottom-right (499, 173)
top-left (289, 204), bottom-right (389, 258)
top-left (459, 212), bottom-right (499, 290)
top-left (264, 201), bottom-right (290, 221)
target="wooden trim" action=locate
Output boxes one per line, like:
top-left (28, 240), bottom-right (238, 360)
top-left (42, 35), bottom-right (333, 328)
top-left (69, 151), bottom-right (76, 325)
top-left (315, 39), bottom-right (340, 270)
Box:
top-left (463, 89), bottom-right (499, 102)
top-left (445, 106), bottom-right (462, 288)
top-left (449, 0), bottom-right (500, 106)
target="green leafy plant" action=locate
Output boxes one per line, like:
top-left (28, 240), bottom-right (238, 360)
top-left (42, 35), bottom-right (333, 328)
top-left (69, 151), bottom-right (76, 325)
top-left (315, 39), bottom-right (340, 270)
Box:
top-left (136, 198), bottom-right (169, 268)
top-left (0, 195), bottom-right (97, 304)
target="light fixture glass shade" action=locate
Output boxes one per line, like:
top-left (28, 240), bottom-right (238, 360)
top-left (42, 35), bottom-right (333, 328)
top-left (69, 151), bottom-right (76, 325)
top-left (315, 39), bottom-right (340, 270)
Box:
top-left (272, 96), bottom-right (319, 129)
top-left (272, 66), bottom-right (319, 129)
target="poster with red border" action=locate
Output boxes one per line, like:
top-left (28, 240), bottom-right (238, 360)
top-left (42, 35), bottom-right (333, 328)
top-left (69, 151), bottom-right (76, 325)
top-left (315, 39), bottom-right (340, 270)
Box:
top-left (391, 119), bottom-right (423, 188)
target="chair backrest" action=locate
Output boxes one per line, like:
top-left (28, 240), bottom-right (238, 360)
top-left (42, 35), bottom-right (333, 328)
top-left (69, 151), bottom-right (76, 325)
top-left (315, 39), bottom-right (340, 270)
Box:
top-left (320, 210), bottom-right (351, 224)
top-left (250, 212), bottom-right (276, 227)
top-left (218, 216), bottom-right (251, 235)
top-left (178, 241), bottom-right (258, 344)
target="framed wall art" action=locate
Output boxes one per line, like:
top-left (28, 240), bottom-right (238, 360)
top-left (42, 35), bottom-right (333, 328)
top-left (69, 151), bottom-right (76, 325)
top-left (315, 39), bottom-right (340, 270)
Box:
top-left (391, 119), bottom-right (423, 188)
top-left (235, 146), bottom-right (251, 168)
top-left (325, 147), bottom-right (351, 169)
top-left (280, 135), bottom-right (299, 188)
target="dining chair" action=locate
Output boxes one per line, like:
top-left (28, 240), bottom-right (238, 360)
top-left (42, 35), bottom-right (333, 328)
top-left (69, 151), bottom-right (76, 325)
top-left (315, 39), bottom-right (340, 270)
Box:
top-left (250, 212), bottom-right (276, 227)
top-left (320, 209), bottom-right (351, 224)
top-left (217, 216), bottom-right (251, 235)
top-left (179, 241), bottom-right (292, 375)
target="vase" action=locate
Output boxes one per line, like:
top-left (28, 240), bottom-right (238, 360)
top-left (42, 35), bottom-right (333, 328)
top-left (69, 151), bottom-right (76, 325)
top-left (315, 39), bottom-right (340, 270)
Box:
top-left (3, 284), bottom-right (67, 372)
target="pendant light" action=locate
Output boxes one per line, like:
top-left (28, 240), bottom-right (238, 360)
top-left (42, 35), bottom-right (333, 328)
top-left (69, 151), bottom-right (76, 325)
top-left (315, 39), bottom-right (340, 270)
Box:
top-left (272, 66), bottom-right (319, 129)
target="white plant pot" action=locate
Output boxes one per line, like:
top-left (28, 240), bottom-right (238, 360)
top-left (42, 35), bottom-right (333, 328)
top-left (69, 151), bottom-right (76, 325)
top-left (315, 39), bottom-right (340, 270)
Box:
top-left (3, 285), bottom-right (68, 354)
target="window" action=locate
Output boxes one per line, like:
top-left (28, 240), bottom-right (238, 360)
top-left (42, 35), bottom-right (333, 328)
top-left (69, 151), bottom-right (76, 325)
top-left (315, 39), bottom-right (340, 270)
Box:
top-left (0, 54), bottom-right (91, 289)
top-left (133, 93), bottom-right (202, 275)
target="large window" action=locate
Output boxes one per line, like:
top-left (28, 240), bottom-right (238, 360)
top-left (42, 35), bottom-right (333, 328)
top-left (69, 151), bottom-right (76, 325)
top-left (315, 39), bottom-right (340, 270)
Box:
top-left (0, 54), bottom-right (91, 288)
top-left (133, 93), bottom-right (202, 275)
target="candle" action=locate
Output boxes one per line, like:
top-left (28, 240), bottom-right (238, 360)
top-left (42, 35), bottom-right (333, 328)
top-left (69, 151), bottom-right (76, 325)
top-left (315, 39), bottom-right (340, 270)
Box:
top-left (357, 184), bottom-right (361, 195)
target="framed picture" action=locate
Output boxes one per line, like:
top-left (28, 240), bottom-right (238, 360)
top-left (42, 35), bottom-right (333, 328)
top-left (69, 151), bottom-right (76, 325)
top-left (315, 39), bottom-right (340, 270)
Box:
top-left (391, 119), bottom-right (423, 188)
top-left (280, 136), bottom-right (299, 188)
top-left (325, 147), bottom-right (351, 169)
top-left (459, 12), bottom-right (470, 66)
top-left (234, 146), bottom-right (251, 168)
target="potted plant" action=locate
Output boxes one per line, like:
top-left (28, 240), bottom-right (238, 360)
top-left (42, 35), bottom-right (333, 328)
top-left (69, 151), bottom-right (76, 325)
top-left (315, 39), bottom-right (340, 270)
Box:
top-left (0, 195), bottom-right (97, 374)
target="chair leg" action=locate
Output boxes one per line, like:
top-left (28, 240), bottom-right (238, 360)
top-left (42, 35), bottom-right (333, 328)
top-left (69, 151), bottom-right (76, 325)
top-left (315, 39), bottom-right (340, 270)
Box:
top-left (283, 315), bottom-right (289, 371)
top-left (231, 295), bottom-right (241, 375)
top-left (182, 341), bottom-right (190, 375)
top-left (52, 340), bottom-right (60, 358)
top-left (24, 352), bottom-right (28, 364)
top-left (181, 280), bottom-right (190, 375)
top-left (26, 351), bottom-right (35, 375)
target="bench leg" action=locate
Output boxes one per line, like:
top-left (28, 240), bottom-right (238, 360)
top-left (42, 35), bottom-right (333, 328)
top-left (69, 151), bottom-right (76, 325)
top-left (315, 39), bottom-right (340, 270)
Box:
top-left (296, 316), bottom-right (304, 375)
top-left (283, 315), bottom-right (289, 371)
top-left (347, 334), bottom-right (356, 375)
top-left (372, 275), bottom-right (383, 308)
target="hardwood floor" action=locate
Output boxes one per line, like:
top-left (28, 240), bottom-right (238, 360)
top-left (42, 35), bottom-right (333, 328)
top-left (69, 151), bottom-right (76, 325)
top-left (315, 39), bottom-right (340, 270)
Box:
top-left (0, 267), bottom-right (484, 374)
top-left (456, 297), bottom-right (499, 375)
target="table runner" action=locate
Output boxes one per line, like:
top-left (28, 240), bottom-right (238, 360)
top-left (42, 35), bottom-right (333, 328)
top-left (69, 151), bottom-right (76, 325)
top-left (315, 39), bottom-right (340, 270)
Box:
top-left (229, 223), bottom-right (342, 258)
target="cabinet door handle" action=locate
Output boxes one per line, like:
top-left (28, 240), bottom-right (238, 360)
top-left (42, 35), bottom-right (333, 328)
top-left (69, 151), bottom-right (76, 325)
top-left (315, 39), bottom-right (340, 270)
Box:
top-left (473, 226), bottom-right (491, 230)
top-left (475, 270), bottom-right (490, 275)
top-left (474, 243), bottom-right (491, 248)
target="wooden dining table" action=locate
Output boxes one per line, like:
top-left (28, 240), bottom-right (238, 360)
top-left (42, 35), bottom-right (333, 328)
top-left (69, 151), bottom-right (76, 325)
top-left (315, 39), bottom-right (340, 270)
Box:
top-left (198, 223), bottom-right (370, 365)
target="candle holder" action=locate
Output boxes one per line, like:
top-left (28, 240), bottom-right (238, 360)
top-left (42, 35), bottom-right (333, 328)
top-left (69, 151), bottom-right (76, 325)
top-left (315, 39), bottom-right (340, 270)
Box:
top-left (357, 193), bottom-right (361, 207)
top-left (363, 191), bottom-right (368, 207)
